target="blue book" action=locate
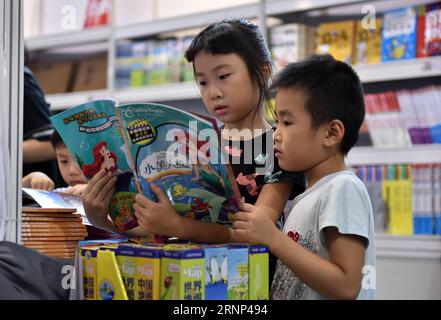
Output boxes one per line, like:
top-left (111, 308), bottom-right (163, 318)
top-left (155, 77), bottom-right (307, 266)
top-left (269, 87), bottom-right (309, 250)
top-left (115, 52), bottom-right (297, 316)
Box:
top-left (51, 100), bottom-right (241, 233)
top-left (381, 7), bottom-right (417, 62)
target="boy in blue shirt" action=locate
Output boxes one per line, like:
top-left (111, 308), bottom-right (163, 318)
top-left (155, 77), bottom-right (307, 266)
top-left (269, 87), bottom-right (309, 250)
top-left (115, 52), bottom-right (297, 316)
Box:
top-left (233, 54), bottom-right (376, 299)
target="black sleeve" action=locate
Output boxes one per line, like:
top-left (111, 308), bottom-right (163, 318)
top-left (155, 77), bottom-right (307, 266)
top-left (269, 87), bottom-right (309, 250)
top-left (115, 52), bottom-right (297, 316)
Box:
top-left (23, 66), bottom-right (54, 141)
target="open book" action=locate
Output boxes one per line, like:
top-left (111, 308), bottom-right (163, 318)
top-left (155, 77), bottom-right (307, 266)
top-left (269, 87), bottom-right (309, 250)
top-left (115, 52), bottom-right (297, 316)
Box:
top-left (22, 187), bottom-right (89, 225)
top-left (50, 100), bottom-right (240, 232)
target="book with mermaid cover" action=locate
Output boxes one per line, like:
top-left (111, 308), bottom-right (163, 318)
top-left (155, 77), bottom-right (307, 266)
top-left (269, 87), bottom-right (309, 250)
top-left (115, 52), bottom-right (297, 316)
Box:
top-left (50, 99), bottom-right (240, 233)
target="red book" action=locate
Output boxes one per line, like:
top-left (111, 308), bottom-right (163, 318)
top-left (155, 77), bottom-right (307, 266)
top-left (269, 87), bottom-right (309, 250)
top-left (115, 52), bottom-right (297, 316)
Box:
top-left (84, 0), bottom-right (111, 28)
top-left (416, 5), bottom-right (428, 58)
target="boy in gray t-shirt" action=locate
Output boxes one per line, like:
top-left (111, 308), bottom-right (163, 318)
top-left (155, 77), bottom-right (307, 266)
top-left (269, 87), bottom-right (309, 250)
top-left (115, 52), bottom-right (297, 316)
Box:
top-left (233, 54), bottom-right (376, 300)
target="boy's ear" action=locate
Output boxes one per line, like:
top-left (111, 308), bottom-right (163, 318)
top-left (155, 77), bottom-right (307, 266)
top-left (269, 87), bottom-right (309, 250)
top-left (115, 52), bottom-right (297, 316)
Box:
top-left (324, 119), bottom-right (344, 148)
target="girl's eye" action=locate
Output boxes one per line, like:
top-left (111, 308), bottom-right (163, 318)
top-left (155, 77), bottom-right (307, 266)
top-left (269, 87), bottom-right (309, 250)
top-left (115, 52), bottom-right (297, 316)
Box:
top-left (219, 74), bottom-right (230, 80)
top-left (283, 121), bottom-right (293, 126)
top-left (198, 80), bottom-right (207, 86)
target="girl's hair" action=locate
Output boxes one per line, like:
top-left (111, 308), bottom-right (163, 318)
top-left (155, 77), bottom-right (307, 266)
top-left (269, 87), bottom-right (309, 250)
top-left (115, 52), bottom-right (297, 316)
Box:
top-left (185, 19), bottom-right (273, 121)
top-left (81, 141), bottom-right (118, 178)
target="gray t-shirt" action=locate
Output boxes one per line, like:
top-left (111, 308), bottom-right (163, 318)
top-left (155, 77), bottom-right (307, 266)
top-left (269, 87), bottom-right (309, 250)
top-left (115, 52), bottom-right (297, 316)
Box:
top-left (270, 170), bottom-right (376, 300)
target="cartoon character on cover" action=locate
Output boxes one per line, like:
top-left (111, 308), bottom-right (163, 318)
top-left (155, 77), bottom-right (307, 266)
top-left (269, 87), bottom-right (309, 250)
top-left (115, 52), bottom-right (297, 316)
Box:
top-left (82, 141), bottom-right (120, 178)
top-left (171, 131), bottom-right (229, 223)
top-left (175, 131), bottom-right (226, 190)
top-left (82, 141), bottom-right (134, 193)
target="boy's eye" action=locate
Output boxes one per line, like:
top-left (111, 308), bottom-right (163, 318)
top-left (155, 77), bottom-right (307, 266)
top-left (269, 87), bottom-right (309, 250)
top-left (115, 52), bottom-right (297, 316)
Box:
top-left (283, 121), bottom-right (293, 126)
top-left (219, 74), bottom-right (230, 80)
top-left (197, 80), bottom-right (207, 86)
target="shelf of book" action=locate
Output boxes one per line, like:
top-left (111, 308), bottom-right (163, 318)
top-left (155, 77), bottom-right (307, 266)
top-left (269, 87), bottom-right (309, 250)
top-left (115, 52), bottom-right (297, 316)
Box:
top-left (47, 89), bottom-right (110, 111)
top-left (25, 27), bottom-right (111, 51)
top-left (265, 0), bottom-right (365, 16)
top-left (355, 56), bottom-right (441, 83)
top-left (347, 145), bottom-right (441, 166)
top-left (24, 0), bottom-right (366, 49)
top-left (376, 234), bottom-right (441, 259)
top-left (113, 82), bottom-right (200, 103)
top-left (115, 3), bottom-right (260, 40)
top-left (47, 83), bottom-right (201, 111)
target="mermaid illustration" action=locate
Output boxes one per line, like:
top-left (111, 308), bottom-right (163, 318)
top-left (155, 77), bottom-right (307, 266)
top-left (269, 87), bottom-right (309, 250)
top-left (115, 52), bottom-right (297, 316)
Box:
top-left (174, 131), bottom-right (226, 191)
top-left (82, 141), bottom-right (134, 192)
top-left (82, 141), bottom-right (120, 178)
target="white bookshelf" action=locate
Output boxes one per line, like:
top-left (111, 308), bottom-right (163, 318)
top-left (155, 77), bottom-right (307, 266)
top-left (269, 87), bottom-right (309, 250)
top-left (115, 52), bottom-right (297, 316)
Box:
top-left (25, 27), bottom-right (111, 51)
top-left (355, 56), bottom-right (441, 83)
top-left (347, 145), bottom-right (441, 166)
top-left (47, 83), bottom-right (201, 111)
top-left (376, 234), bottom-right (441, 259)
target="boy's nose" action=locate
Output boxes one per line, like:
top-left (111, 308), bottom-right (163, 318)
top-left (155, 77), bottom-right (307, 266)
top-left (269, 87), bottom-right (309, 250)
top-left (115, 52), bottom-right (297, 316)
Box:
top-left (209, 85), bottom-right (222, 100)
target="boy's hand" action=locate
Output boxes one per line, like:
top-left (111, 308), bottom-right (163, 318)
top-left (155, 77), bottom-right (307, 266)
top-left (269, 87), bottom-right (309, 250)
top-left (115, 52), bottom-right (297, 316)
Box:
top-left (134, 184), bottom-right (183, 237)
top-left (65, 184), bottom-right (87, 196)
top-left (82, 170), bottom-right (117, 228)
top-left (233, 203), bottom-right (279, 247)
top-left (23, 172), bottom-right (55, 191)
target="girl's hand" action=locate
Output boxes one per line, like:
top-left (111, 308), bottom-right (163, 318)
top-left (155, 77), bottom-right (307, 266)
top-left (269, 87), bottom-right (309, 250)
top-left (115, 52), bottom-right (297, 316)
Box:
top-left (65, 184), bottom-right (87, 196)
top-left (82, 169), bottom-right (117, 228)
top-left (232, 202), bottom-right (279, 247)
top-left (134, 184), bottom-right (184, 237)
top-left (22, 172), bottom-right (55, 191)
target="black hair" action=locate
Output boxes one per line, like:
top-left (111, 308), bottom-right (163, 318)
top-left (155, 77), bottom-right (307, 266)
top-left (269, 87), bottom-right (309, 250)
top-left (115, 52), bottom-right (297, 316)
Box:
top-left (185, 18), bottom-right (273, 120)
top-left (271, 54), bottom-right (365, 155)
top-left (51, 130), bottom-right (66, 150)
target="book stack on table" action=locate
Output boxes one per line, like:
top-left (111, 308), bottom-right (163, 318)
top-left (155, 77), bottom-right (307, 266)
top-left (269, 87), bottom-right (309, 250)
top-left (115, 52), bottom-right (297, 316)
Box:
top-left (21, 208), bottom-right (88, 259)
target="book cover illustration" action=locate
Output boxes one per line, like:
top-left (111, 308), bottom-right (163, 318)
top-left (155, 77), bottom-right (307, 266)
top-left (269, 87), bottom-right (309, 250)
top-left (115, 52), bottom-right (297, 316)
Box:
top-left (316, 20), bottom-right (355, 64)
top-left (50, 99), bottom-right (139, 232)
top-left (116, 102), bottom-right (240, 225)
top-left (51, 100), bottom-right (241, 233)
top-left (381, 7), bottom-right (417, 61)
top-left (354, 18), bottom-right (383, 65)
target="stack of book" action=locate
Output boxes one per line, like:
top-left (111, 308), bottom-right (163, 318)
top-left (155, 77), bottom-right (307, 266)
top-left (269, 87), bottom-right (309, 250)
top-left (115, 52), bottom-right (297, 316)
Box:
top-left (22, 208), bottom-right (88, 260)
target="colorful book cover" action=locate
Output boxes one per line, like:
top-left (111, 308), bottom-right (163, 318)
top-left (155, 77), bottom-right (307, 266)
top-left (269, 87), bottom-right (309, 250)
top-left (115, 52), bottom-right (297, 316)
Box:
top-left (203, 245), bottom-right (228, 300)
top-left (50, 100), bottom-right (241, 234)
top-left (354, 18), bottom-right (383, 65)
top-left (160, 245), bottom-right (205, 300)
top-left (227, 245), bottom-right (249, 300)
top-left (96, 249), bottom-right (128, 300)
top-left (426, 2), bottom-right (441, 56)
top-left (84, 0), bottom-right (111, 28)
top-left (416, 5), bottom-right (428, 58)
top-left (381, 7), bottom-right (417, 62)
top-left (316, 20), bottom-right (355, 64)
top-left (248, 245), bottom-right (269, 300)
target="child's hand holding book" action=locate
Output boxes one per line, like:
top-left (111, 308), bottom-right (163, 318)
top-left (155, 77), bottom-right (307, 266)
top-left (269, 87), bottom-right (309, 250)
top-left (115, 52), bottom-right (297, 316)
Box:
top-left (82, 169), bottom-right (117, 230)
top-left (133, 184), bottom-right (186, 238)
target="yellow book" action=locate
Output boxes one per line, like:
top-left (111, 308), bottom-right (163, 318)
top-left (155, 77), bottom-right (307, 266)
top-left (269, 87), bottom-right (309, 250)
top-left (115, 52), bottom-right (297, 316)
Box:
top-left (80, 246), bottom-right (100, 300)
top-left (136, 246), bottom-right (162, 300)
top-left (97, 249), bottom-right (128, 300)
top-left (316, 20), bottom-right (355, 64)
top-left (398, 179), bottom-right (414, 235)
top-left (116, 244), bottom-right (162, 300)
top-left (354, 18), bottom-right (383, 65)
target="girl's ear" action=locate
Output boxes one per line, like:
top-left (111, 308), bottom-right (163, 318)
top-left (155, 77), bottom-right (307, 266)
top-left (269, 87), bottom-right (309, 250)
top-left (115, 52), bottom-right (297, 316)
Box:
top-left (324, 119), bottom-right (345, 148)
top-left (263, 63), bottom-right (272, 81)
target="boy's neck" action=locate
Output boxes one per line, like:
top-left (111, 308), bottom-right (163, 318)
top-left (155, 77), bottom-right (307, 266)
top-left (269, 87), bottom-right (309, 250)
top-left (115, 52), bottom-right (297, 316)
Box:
top-left (305, 152), bottom-right (347, 189)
